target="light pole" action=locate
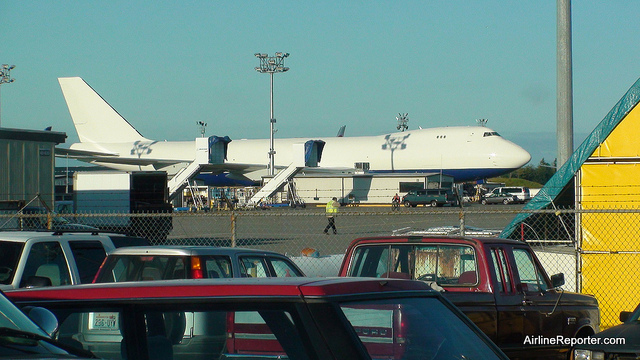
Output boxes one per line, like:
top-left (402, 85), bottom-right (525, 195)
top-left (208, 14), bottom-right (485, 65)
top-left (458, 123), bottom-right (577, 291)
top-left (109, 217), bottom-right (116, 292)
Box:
top-left (255, 52), bottom-right (289, 176)
top-left (0, 64), bottom-right (16, 127)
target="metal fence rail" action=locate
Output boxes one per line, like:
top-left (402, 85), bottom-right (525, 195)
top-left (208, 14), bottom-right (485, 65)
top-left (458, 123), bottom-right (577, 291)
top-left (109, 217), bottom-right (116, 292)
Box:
top-left (2, 207), bottom-right (637, 328)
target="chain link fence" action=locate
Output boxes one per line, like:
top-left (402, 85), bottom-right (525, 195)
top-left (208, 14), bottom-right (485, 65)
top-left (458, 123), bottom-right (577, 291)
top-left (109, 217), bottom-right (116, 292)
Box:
top-left (2, 207), bottom-right (637, 328)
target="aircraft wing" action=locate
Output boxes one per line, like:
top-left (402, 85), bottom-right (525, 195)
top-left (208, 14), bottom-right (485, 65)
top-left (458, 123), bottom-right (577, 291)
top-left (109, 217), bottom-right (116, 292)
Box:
top-left (56, 147), bottom-right (183, 166)
top-left (56, 147), bottom-right (119, 158)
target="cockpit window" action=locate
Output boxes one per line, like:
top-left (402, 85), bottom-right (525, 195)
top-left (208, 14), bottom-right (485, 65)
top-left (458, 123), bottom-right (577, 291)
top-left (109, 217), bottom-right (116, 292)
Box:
top-left (483, 131), bottom-right (500, 137)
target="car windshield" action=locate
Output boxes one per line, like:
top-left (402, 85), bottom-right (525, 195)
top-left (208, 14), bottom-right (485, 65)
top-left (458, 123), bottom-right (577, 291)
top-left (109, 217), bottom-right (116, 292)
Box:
top-left (0, 241), bottom-right (23, 285)
top-left (338, 297), bottom-right (503, 359)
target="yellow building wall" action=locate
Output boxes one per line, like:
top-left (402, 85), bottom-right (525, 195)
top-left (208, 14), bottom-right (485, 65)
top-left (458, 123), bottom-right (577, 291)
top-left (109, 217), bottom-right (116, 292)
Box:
top-left (579, 102), bottom-right (640, 327)
top-left (591, 102), bottom-right (640, 158)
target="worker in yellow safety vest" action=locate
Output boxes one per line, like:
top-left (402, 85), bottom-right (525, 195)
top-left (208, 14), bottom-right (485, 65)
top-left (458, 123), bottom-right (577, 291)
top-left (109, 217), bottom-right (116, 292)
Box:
top-left (324, 197), bottom-right (340, 234)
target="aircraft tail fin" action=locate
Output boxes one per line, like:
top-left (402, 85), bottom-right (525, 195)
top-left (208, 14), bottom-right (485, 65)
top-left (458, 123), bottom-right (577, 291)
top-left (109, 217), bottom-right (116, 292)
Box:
top-left (58, 77), bottom-right (148, 143)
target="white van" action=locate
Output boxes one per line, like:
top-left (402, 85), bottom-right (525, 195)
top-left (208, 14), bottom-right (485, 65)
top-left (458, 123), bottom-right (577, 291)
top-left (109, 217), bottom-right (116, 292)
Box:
top-left (489, 187), bottom-right (531, 203)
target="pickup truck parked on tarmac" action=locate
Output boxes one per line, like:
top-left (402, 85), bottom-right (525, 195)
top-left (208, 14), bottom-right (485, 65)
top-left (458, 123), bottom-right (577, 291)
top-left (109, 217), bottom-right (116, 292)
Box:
top-left (338, 235), bottom-right (600, 360)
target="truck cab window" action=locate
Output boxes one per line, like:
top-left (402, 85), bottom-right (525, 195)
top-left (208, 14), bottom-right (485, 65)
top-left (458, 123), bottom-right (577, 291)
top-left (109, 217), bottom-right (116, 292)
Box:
top-left (415, 245), bottom-right (477, 285)
top-left (490, 248), bottom-right (512, 293)
top-left (512, 248), bottom-right (547, 292)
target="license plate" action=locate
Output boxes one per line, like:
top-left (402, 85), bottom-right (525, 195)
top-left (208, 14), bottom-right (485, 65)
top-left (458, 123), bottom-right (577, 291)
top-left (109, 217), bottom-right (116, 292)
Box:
top-left (89, 312), bottom-right (119, 330)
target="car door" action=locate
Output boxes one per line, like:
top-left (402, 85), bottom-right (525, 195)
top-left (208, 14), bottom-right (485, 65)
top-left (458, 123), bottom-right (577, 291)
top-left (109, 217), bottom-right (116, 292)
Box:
top-left (487, 246), bottom-right (525, 349)
top-left (509, 246), bottom-right (565, 344)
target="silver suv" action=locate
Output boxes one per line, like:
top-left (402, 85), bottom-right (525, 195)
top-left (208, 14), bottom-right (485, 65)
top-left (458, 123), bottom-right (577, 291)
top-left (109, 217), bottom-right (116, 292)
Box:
top-left (489, 186), bottom-right (531, 203)
top-left (0, 230), bottom-right (149, 290)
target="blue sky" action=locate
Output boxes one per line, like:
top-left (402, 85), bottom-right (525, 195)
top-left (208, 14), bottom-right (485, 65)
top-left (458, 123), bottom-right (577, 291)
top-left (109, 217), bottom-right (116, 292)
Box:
top-left (2, 1), bottom-right (640, 166)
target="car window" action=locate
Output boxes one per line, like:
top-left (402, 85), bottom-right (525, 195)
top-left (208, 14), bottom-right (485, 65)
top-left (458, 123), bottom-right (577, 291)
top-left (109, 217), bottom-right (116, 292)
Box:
top-left (512, 248), bottom-right (548, 292)
top-left (240, 257), bottom-right (269, 277)
top-left (490, 248), bottom-right (513, 293)
top-left (0, 241), bottom-right (23, 285)
top-left (96, 255), bottom-right (188, 282)
top-left (46, 306), bottom-right (310, 360)
top-left (20, 242), bottom-right (72, 287)
top-left (69, 241), bottom-right (107, 283)
top-left (339, 297), bottom-right (503, 360)
top-left (269, 258), bottom-right (302, 277)
top-left (414, 245), bottom-right (477, 285)
top-left (348, 246), bottom-right (390, 277)
top-left (202, 256), bottom-right (232, 278)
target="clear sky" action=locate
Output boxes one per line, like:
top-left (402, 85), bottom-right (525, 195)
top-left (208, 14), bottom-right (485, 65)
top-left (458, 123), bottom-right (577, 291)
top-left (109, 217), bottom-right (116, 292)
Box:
top-left (2, 1), bottom-right (640, 166)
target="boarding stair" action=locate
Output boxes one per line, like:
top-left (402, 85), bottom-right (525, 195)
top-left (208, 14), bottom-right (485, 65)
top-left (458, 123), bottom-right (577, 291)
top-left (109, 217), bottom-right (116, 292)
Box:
top-left (249, 165), bottom-right (303, 204)
top-left (249, 140), bottom-right (325, 206)
top-left (168, 136), bottom-right (231, 200)
top-left (168, 161), bottom-right (203, 199)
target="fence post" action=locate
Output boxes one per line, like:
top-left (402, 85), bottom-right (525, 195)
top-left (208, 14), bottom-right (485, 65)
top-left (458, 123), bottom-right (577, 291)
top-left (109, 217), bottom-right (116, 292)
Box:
top-left (230, 211), bottom-right (237, 247)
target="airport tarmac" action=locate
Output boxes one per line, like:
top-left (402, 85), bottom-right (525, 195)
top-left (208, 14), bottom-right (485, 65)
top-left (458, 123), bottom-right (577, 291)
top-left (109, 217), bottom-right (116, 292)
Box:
top-left (167, 202), bottom-right (526, 259)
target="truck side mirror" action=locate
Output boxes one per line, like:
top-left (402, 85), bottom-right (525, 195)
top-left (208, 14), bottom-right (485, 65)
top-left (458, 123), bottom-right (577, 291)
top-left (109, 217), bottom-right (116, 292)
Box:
top-left (620, 311), bottom-right (632, 322)
top-left (550, 273), bottom-right (565, 288)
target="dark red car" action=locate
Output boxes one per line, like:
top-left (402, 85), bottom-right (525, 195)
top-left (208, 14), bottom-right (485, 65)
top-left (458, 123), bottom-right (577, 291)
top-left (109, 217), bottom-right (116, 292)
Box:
top-left (6, 277), bottom-right (509, 360)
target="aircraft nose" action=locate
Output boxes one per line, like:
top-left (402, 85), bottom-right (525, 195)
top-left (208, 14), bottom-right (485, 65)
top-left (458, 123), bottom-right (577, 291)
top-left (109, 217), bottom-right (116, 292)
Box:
top-left (501, 143), bottom-right (531, 168)
top-left (491, 142), bottom-right (531, 169)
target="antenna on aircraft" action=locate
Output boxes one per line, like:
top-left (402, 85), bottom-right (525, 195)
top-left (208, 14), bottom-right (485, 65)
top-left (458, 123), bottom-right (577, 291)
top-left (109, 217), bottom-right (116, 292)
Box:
top-left (197, 121), bottom-right (207, 137)
top-left (476, 119), bottom-right (488, 127)
top-left (396, 113), bottom-right (409, 132)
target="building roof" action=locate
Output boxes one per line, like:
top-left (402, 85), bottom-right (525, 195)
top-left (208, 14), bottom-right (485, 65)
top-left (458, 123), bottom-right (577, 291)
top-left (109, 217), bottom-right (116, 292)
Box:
top-left (0, 127), bottom-right (66, 144)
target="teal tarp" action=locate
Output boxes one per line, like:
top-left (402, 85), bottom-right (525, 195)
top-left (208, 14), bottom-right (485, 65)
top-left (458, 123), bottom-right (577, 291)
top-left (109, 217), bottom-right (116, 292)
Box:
top-left (501, 77), bottom-right (640, 239)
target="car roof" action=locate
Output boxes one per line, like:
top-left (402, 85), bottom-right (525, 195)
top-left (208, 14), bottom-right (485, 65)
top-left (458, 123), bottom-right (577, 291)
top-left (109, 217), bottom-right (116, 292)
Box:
top-left (348, 235), bottom-right (525, 247)
top-left (5, 277), bottom-right (436, 301)
top-left (106, 245), bottom-right (290, 257)
top-left (0, 230), bottom-right (126, 242)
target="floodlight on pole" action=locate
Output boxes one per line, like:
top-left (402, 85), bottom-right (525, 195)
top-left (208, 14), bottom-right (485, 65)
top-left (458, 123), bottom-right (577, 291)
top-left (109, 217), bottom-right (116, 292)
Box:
top-left (0, 64), bottom-right (16, 127)
top-left (196, 121), bottom-right (207, 137)
top-left (255, 52), bottom-right (289, 176)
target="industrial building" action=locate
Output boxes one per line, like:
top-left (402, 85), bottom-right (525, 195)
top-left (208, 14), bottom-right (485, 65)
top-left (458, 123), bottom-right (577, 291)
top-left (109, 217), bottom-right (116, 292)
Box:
top-left (0, 127), bottom-right (66, 210)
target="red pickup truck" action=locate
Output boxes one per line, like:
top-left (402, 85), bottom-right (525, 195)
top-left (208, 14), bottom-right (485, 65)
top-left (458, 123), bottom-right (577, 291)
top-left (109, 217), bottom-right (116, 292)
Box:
top-left (338, 236), bottom-right (600, 360)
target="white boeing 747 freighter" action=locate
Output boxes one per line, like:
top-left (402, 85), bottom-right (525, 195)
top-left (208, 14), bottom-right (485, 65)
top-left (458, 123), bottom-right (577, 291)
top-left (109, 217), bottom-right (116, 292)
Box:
top-left (56, 77), bottom-right (530, 185)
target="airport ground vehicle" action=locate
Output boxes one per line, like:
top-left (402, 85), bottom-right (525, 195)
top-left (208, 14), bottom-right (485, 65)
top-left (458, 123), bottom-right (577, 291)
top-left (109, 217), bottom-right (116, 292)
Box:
top-left (481, 192), bottom-right (517, 205)
top-left (571, 302), bottom-right (640, 359)
top-left (339, 235), bottom-right (600, 359)
top-left (92, 245), bottom-right (305, 282)
top-left (6, 277), bottom-right (509, 360)
top-left (402, 188), bottom-right (456, 207)
top-left (74, 171), bottom-right (173, 241)
top-left (0, 230), bottom-right (149, 290)
top-left (0, 290), bottom-right (95, 359)
top-left (489, 186), bottom-right (531, 203)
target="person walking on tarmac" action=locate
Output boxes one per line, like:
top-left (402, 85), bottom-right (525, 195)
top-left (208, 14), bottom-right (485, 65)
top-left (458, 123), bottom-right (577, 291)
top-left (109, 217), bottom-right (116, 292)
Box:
top-left (324, 197), bottom-right (340, 234)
